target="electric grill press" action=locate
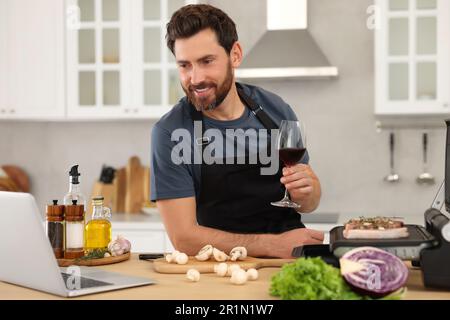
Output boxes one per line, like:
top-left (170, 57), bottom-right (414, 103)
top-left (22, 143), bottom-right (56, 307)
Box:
top-left (295, 119), bottom-right (450, 290)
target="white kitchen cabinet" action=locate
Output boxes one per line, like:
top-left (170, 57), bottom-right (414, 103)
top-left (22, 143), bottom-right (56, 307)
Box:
top-left (66, 0), bottom-right (195, 120)
top-left (112, 230), bottom-right (167, 253)
top-left (111, 212), bottom-right (174, 253)
top-left (375, 0), bottom-right (450, 115)
top-left (66, 0), bottom-right (132, 119)
top-left (0, 0), bottom-right (7, 115)
top-left (0, 0), bottom-right (65, 120)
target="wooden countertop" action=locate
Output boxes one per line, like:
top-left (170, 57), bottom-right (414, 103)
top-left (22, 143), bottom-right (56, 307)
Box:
top-left (0, 254), bottom-right (449, 300)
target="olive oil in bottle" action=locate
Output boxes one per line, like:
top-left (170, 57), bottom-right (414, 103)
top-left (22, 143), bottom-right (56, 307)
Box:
top-left (85, 197), bottom-right (112, 254)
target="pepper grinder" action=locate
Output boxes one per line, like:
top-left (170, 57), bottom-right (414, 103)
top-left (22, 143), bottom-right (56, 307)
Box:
top-left (46, 200), bottom-right (65, 259)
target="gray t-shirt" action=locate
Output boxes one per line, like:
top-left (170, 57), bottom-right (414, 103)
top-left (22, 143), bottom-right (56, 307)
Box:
top-left (150, 83), bottom-right (309, 202)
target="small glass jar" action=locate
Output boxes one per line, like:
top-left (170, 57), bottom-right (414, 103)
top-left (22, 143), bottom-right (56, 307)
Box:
top-left (64, 200), bottom-right (85, 259)
top-left (46, 200), bottom-right (65, 259)
top-left (85, 196), bottom-right (112, 254)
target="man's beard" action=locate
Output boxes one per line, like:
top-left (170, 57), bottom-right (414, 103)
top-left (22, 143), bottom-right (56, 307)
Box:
top-left (183, 62), bottom-right (234, 112)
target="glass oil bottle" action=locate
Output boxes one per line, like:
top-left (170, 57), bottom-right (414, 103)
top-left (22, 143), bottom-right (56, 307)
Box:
top-left (63, 165), bottom-right (86, 208)
top-left (84, 196), bottom-right (112, 254)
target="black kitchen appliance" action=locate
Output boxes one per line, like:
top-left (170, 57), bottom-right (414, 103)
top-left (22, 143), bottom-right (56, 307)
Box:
top-left (295, 120), bottom-right (450, 289)
top-left (417, 120), bottom-right (450, 289)
top-left (329, 224), bottom-right (436, 261)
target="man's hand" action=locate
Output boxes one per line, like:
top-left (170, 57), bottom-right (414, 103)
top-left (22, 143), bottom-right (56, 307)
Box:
top-left (280, 164), bottom-right (321, 213)
top-left (271, 228), bottom-right (324, 258)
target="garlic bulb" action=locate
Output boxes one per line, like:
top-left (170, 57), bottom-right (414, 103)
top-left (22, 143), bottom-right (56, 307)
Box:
top-left (246, 268), bottom-right (259, 280)
top-left (214, 263), bottom-right (228, 277)
top-left (186, 269), bottom-right (200, 282)
top-left (107, 235), bottom-right (132, 257)
top-left (175, 252), bottom-right (189, 265)
top-left (230, 269), bottom-right (248, 285)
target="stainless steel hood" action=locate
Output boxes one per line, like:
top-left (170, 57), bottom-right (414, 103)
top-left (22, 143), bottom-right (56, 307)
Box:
top-left (236, 0), bottom-right (338, 80)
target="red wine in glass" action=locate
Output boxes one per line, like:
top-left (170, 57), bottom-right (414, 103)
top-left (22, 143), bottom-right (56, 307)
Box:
top-left (279, 148), bottom-right (307, 166)
top-left (271, 120), bottom-right (306, 209)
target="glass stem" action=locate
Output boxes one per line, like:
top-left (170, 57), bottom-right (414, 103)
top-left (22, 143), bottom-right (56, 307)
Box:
top-left (282, 189), bottom-right (290, 201)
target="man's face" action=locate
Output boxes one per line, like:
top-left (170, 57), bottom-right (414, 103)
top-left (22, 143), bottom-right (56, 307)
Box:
top-left (174, 28), bottom-right (236, 111)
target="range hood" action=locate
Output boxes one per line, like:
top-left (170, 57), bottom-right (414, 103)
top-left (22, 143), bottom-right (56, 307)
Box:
top-left (236, 0), bottom-right (338, 80)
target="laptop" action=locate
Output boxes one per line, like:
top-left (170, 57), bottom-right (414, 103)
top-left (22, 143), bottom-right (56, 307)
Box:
top-left (0, 192), bottom-right (155, 297)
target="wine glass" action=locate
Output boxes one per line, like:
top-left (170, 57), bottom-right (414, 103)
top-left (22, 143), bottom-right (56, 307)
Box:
top-left (271, 120), bottom-right (307, 209)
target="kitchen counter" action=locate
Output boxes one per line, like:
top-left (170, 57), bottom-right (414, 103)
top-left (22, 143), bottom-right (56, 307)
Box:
top-left (108, 211), bottom-right (427, 250)
top-left (0, 254), bottom-right (449, 300)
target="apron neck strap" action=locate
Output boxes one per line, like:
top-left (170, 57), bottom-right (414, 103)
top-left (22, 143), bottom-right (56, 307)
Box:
top-left (235, 83), bottom-right (278, 130)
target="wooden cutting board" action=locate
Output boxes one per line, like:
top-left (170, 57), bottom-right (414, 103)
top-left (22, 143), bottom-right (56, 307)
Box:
top-left (143, 166), bottom-right (150, 204)
top-left (112, 167), bottom-right (126, 213)
top-left (89, 182), bottom-right (114, 216)
top-left (125, 156), bottom-right (146, 213)
top-left (152, 257), bottom-right (295, 274)
top-left (0, 165), bottom-right (30, 192)
top-left (57, 252), bottom-right (131, 267)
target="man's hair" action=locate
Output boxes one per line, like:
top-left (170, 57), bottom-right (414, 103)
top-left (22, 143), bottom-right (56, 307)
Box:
top-left (166, 4), bottom-right (238, 55)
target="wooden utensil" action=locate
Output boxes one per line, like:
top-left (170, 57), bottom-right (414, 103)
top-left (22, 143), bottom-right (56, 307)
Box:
top-left (152, 256), bottom-right (295, 274)
top-left (125, 156), bottom-right (146, 213)
top-left (57, 252), bottom-right (130, 267)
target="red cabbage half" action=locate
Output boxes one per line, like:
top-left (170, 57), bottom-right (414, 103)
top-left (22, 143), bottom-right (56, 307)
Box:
top-left (340, 247), bottom-right (409, 298)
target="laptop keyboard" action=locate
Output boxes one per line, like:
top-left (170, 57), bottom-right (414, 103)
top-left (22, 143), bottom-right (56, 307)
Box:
top-left (61, 272), bottom-right (113, 290)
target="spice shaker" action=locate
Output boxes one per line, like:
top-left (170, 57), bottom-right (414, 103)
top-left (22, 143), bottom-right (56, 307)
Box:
top-left (65, 199), bottom-right (85, 259)
top-left (46, 200), bottom-right (65, 259)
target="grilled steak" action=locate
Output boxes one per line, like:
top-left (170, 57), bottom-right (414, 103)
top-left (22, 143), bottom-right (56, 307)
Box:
top-left (343, 217), bottom-right (409, 239)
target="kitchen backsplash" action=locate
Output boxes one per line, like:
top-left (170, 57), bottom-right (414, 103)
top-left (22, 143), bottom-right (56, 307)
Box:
top-left (0, 0), bottom-right (447, 219)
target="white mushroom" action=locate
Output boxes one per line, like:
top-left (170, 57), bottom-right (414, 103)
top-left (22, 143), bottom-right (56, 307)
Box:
top-left (230, 247), bottom-right (248, 261)
top-left (175, 252), bottom-right (189, 265)
top-left (195, 244), bottom-right (214, 261)
top-left (246, 268), bottom-right (259, 281)
top-left (214, 263), bottom-right (228, 277)
top-left (230, 269), bottom-right (248, 285)
top-left (226, 264), bottom-right (241, 277)
top-left (213, 248), bottom-right (229, 262)
top-left (186, 269), bottom-right (200, 282)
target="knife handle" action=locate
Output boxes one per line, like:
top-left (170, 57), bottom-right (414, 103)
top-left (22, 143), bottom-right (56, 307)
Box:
top-left (139, 253), bottom-right (165, 260)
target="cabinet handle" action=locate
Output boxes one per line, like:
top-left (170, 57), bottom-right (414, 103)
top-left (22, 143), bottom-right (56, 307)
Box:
top-left (133, 109), bottom-right (138, 113)
top-left (9, 109), bottom-right (15, 114)
top-left (124, 108), bottom-right (130, 113)
top-left (444, 103), bottom-right (449, 108)
top-left (0, 109), bottom-right (5, 114)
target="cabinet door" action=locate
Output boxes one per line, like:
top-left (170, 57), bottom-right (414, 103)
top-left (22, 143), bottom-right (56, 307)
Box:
top-left (2, 0), bottom-right (65, 119)
top-left (0, 0), bottom-right (6, 116)
top-left (66, 0), bottom-right (132, 119)
top-left (375, 0), bottom-right (450, 115)
top-left (131, 0), bottom-right (194, 119)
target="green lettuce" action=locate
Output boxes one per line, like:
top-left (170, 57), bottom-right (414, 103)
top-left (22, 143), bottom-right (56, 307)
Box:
top-left (270, 257), bottom-right (406, 300)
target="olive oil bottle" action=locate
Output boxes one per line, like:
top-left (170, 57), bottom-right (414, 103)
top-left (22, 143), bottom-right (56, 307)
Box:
top-left (85, 196), bottom-right (112, 254)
